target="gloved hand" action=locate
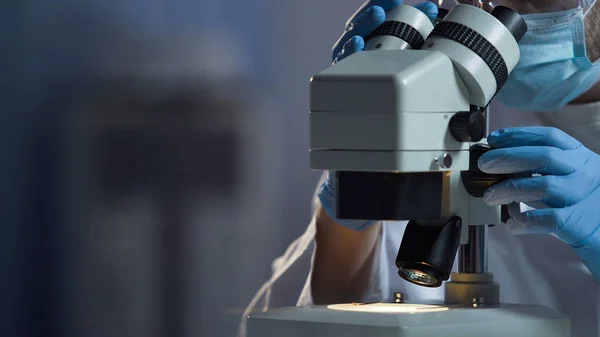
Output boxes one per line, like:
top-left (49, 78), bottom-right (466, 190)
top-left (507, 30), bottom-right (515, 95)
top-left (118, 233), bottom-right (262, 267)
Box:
top-left (478, 127), bottom-right (600, 280)
top-left (319, 0), bottom-right (438, 231)
top-left (331, 0), bottom-right (438, 64)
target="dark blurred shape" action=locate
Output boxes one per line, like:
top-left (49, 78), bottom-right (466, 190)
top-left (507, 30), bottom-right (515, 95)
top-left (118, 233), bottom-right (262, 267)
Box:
top-left (2, 1), bottom-right (294, 337)
top-left (5, 29), bottom-right (253, 337)
top-left (64, 75), bottom-right (241, 337)
top-left (77, 78), bottom-right (240, 196)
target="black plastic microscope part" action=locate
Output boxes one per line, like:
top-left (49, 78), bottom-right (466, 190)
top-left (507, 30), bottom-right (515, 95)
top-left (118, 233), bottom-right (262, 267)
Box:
top-left (501, 205), bottom-right (511, 224)
top-left (365, 21), bottom-right (426, 49)
top-left (490, 6), bottom-right (528, 43)
top-left (449, 105), bottom-right (487, 142)
top-left (396, 216), bottom-right (462, 288)
top-left (335, 171), bottom-right (444, 221)
top-left (433, 8), bottom-right (449, 25)
top-left (437, 8), bottom-right (449, 19)
top-left (461, 143), bottom-right (531, 198)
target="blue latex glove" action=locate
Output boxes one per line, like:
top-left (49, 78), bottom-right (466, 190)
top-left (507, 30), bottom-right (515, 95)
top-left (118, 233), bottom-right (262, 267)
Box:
top-left (319, 0), bottom-right (438, 231)
top-left (331, 0), bottom-right (438, 64)
top-left (478, 127), bottom-right (600, 280)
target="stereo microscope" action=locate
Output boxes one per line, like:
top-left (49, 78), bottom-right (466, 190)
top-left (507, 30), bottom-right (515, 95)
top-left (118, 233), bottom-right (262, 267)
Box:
top-left (247, 3), bottom-right (570, 337)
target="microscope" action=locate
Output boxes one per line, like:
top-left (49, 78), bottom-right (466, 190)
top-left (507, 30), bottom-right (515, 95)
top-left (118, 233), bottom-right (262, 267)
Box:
top-left (247, 3), bottom-right (570, 336)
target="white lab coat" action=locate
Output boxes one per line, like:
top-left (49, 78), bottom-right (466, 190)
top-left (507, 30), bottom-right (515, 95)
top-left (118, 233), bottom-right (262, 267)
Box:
top-left (239, 101), bottom-right (600, 337)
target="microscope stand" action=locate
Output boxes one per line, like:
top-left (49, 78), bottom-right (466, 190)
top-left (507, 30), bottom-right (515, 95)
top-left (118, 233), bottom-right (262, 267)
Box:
top-left (246, 303), bottom-right (569, 337)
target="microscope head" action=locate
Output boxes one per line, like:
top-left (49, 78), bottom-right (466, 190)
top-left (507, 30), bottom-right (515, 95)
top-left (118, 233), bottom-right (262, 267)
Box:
top-left (309, 4), bottom-right (527, 287)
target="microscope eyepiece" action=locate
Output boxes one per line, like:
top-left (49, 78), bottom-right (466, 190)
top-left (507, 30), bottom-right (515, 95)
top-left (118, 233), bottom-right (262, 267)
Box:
top-left (423, 4), bottom-right (526, 107)
top-left (490, 6), bottom-right (527, 43)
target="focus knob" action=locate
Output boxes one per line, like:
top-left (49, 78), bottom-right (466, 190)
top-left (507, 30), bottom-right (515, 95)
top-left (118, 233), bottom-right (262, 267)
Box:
top-left (449, 107), bottom-right (486, 142)
top-left (461, 144), bottom-right (532, 198)
top-left (461, 144), bottom-right (501, 197)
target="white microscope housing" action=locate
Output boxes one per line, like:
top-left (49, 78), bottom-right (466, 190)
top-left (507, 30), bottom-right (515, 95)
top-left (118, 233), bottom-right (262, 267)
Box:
top-left (246, 4), bottom-right (570, 337)
top-left (310, 3), bottom-right (522, 233)
top-left (310, 3), bottom-right (527, 290)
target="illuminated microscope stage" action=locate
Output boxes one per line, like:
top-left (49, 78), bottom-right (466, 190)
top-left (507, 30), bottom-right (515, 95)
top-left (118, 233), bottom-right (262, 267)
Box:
top-left (246, 302), bottom-right (569, 337)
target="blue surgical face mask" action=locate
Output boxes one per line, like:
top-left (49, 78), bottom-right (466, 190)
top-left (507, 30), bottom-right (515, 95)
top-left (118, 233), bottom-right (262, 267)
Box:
top-left (495, 6), bottom-right (600, 112)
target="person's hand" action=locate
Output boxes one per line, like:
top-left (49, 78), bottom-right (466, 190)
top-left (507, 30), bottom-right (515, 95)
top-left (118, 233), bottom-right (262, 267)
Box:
top-left (478, 127), bottom-right (600, 280)
top-left (331, 0), bottom-right (438, 64)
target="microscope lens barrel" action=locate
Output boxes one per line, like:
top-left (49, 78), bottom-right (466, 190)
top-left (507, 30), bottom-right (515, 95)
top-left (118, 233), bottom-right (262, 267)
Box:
top-left (396, 217), bottom-right (463, 288)
top-left (364, 5), bottom-right (434, 51)
top-left (423, 4), bottom-right (526, 107)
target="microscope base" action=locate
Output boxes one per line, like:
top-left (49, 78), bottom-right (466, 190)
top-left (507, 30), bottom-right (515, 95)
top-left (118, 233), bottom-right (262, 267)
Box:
top-left (246, 303), bottom-right (569, 337)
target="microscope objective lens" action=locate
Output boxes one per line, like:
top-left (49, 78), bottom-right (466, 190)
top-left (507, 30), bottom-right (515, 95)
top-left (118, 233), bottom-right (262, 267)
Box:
top-left (401, 269), bottom-right (438, 287)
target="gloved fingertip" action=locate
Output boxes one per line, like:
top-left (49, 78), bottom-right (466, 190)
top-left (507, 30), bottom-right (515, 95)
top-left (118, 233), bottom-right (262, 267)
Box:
top-left (414, 1), bottom-right (438, 21)
top-left (345, 35), bottom-right (365, 53)
top-left (486, 128), bottom-right (506, 146)
top-left (506, 218), bottom-right (530, 235)
top-left (351, 5), bottom-right (385, 27)
top-left (482, 188), bottom-right (500, 206)
top-left (334, 36), bottom-right (365, 63)
top-left (477, 154), bottom-right (493, 171)
top-left (355, 36), bottom-right (366, 50)
top-left (368, 5), bottom-right (386, 26)
top-left (488, 129), bottom-right (503, 138)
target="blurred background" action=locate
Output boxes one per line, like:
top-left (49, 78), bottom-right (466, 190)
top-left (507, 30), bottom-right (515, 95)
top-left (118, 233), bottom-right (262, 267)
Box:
top-left (1, 1), bottom-right (540, 337)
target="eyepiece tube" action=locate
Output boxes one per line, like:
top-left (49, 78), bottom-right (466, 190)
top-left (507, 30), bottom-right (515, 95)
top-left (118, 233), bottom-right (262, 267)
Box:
top-left (364, 5), bottom-right (434, 51)
top-left (422, 4), bottom-right (526, 107)
top-left (490, 6), bottom-right (527, 43)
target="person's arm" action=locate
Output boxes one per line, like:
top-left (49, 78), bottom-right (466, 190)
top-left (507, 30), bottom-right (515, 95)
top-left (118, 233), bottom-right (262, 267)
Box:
top-left (311, 205), bottom-right (382, 304)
